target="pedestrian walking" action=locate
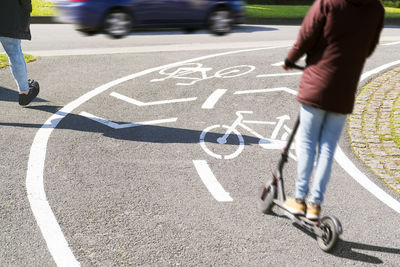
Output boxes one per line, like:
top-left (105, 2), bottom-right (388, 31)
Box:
top-left (0, 0), bottom-right (39, 106)
top-left (282, 0), bottom-right (384, 219)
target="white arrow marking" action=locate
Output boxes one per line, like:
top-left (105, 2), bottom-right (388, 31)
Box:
top-left (193, 160), bottom-right (233, 202)
top-left (110, 92), bottom-right (197, 106)
top-left (80, 111), bottom-right (177, 129)
top-left (202, 89), bottom-right (227, 109)
top-left (234, 87), bottom-right (297, 95)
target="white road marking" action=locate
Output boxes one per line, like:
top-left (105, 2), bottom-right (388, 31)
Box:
top-left (26, 45), bottom-right (400, 267)
top-left (382, 41), bottom-right (400, 46)
top-left (80, 112), bottom-right (177, 129)
top-left (360, 60), bottom-right (400, 81)
top-left (271, 61), bottom-right (284, 66)
top-left (26, 45), bottom-right (290, 266)
top-left (335, 148), bottom-right (400, 213)
top-left (193, 160), bottom-right (233, 202)
top-left (202, 89), bottom-right (228, 109)
top-left (257, 72), bottom-right (302, 78)
top-left (234, 87), bottom-right (297, 95)
top-left (110, 92), bottom-right (197, 106)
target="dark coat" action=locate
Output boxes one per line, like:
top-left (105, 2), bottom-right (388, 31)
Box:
top-left (287, 0), bottom-right (384, 114)
top-left (0, 0), bottom-right (32, 40)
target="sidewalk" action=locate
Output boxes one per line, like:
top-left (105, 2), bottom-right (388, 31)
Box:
top-left (348, 67), bottom-right (400, 194)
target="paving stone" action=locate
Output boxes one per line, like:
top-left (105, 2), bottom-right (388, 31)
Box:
top-left (348, 66), bottom-right (400, 195)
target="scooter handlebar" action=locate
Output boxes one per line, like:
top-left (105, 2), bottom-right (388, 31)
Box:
top-left (284, 58), bottom-right (305, 70)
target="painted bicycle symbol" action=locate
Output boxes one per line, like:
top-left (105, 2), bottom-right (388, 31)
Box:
top-left (151, 63), bottom-right (255, 86)
top-left (199, 111), bottom-right (297, 160)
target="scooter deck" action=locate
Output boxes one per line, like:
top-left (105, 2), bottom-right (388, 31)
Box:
top-left (273, 199), bottom-right (324, 236)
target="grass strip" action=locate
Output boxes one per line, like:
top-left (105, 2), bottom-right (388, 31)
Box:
top-left (0, 54), bottom-right (39, 69)
top-left (31, 2), bottom-right (400, 19)
top-left (245, 5), bottom-right (400, 19)
top-left (32, 0), bottom-right (56, 16)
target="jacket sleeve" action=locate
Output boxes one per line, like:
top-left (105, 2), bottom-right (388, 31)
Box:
top-left (19, 0), bottom-right (32, 13)
top-left (367, 6), bottom-right (385, 57)
top-left (287, 0), bottom-right (328, 63)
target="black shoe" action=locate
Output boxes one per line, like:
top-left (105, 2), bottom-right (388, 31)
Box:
top-left (19, 79), bottom-right (40, 106)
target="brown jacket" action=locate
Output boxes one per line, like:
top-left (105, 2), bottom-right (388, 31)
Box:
top-left (287, 0), bottom-right (384, 114)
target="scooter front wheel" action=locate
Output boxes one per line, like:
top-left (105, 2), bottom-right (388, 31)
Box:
top-left (317, 216), bottom-right (342, 252)
top-left (257, 178), bottom-right (277, 214)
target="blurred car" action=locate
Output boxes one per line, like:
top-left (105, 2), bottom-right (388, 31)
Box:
top-left (56, 0), bottom-right (245, 38)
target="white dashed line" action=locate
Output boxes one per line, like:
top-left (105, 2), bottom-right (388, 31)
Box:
top-left (202, 89), bottom-right (228, 109)
top-left (193, 160), bottom-right (233, 202)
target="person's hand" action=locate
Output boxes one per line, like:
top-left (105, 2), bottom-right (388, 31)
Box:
top-left (282, 64), bottom-right (292, 71)
top-left (282, 58), bottom-right (294, 71)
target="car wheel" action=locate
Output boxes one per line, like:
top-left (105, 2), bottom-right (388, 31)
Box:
top-left (103, 9), bottom-right (132, 39)
top-left (208, 7), bottom-right (233, 36)
top-left (77, 28), bottom-right (97, 36)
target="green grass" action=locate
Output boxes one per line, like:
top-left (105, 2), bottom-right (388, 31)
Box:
top-left (390, 92), bottom-right (400, 146)
top-left (0, 54), bottom-right (38, 69)
top-left (245, 5), bottom-right (400, 19)
top-left (31, 0), bottom-right (56, 16)
top-left (31, 2), bottom-right (400, 19)
top-left (245, 5), bottom-right (310, 18)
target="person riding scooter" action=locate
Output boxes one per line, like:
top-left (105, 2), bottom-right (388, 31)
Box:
top-left (282, 0), bottom-right (384, 220)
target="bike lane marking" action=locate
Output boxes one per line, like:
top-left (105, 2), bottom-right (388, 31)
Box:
top-left (202, 61), bottom-right (400, 214)
top-left (193, 160), bottom-right (233, 202)
top-left (79, 112), bottom-right (178, 129)
top-left (202, 89), bottom-right (228, 109)
top-left (110, 91), bottom-right (197, 106)
top-left (25, 45), bottom-right (400, 266)
top-left (25, 45), bottom-right (289, 266)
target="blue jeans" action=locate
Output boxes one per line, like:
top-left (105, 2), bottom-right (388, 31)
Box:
top-left (0, 36), bottom-right (29, 93)
top-left (295, 104), bottom-right (347, 204)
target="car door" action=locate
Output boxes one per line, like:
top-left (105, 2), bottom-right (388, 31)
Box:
top-left (132, 0), bottom-right (208, 25)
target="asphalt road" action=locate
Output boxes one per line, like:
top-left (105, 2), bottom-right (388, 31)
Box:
top-left (1, 24), bottom-right (400, 266)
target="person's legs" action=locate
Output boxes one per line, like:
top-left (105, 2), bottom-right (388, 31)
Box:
top-left (308, 111), bottom-right (346, 204)
top-left (0, 36), bottom-right (29, 93)
top-left (295, 104), bottom-right (325, 200)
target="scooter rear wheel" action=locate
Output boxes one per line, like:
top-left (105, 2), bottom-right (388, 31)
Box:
top-left (257, 179), bottom-right (277, 214)
top-left (317, 216), bottom-right (341, 252)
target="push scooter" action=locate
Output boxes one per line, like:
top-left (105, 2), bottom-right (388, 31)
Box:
top-left (257, 63), bottom-right (343, 252)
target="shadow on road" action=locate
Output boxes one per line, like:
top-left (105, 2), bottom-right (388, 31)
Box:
top-left (0, 86), bottom-right (47, 103)
top-left (289, 217), bottom-right (399, 264)
top-left (261, 211), bottom-right (400, 264)
top-left (0, 105), bottom-right (262, 146)
top-left (332, 239), bottom-right (400, 264)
